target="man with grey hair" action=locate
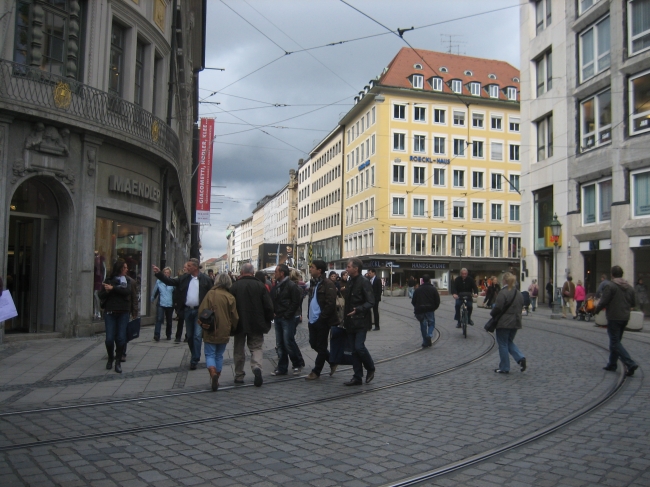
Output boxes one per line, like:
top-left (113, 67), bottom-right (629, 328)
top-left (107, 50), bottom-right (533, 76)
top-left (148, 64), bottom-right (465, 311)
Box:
top-left (153, 259), bottom-right (213, 370)
top-left (229, 263), bottom-right (274, 386)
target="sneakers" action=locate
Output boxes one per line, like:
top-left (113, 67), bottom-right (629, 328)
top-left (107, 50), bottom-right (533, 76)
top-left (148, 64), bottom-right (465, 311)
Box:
top-left (253, 368), bottom-right (263, 387)
top-left (234, 379), bottom-right (245, 385)
top-left (626, 365), bottom-right (639, 377)
top-left (293, 367), bottom-right (303, 375)
top-left (469, 320), bottom-right (474, 326)
top-left (494, 369), bottom-right (509, 374)
top-left (305, 372), bottom-right (319, 380)
top-left (329, 364), bottom-right (338, 376)
top-left (271, 370), bottom-right (287, 376)
top-left (518, 358), bottom-right (527, 372)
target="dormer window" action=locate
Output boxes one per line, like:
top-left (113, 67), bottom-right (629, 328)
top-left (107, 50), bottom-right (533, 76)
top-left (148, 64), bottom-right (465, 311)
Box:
top-left (431, 77), bottom-right (443, 91)
top-left (469, 82), bottom-right (481, 96)
top-left (489, 84), bottom-right (500, 98)
top-left (488, 74), bottom-right (497, 80)
top-left (507, 87), bottom-right (518, 101)
top-left (512, 77), bottom-right (520, 83)
top-left (440, 66), bottom-right (448, 73)
top-left (412, 74), bottom-right (424, 89)
top-left (414, 63), bottom-right (423, 70)
top-left (464, 70), bottom-right (473, 76)
top-left (451, 79), bottom-right (462, 93)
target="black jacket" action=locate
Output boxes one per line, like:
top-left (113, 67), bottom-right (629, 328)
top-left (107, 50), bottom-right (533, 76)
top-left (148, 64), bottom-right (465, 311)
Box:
top-left (411, 282), bottom-right (440, 314)
top-left (98, 276), bottom-right (132, 313)
top-left (451, 276), bottom-right (478, 297)
top-left (370, 276), bottom-right (382, 302)
top-left (229, 275), bottom-right (274, 334)
top-left (596, 278), bottom-right (636, 321)
top-left (344, 274), bottom-right (375, 332)
top-left (307, 275), bottom-right (340, 328)
top-left (271, 277), bottom-right (302, 320)
top-left (155, 271), bottom-right (213, 308)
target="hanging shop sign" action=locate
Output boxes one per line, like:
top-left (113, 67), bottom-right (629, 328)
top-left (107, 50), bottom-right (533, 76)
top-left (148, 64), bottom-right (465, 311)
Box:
top-left (196, 118), bottom-right (215, 224)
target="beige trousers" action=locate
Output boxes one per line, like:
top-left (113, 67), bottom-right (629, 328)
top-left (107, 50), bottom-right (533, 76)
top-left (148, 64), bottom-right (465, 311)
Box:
top-left (563, 298), bottom-right (576, 317)
top-left (233, 332), bottom-right (264, 379)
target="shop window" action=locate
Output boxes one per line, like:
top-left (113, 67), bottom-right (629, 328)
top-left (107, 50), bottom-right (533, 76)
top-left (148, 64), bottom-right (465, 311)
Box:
top-left (94, 217), bottom-right (149, 319)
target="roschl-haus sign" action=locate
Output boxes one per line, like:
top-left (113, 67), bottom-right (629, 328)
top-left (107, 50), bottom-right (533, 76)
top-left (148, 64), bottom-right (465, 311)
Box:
top-left (409, 156), bottom-right (450, 164)
top-left (108, 175), bottom-right (161, 203)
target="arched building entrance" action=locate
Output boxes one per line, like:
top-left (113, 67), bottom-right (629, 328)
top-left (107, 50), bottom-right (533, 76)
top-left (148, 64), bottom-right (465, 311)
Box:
top-left (6, 178), bottom-right (65, 333)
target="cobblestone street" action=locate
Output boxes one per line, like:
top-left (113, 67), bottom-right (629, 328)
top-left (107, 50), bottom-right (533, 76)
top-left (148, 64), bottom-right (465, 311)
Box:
top-left (1, 296), bottom-right (649, 486)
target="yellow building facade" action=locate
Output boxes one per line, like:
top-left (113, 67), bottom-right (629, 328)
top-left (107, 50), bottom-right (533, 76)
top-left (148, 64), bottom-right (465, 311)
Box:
top-left (340, 49), bottom-right (522, 291)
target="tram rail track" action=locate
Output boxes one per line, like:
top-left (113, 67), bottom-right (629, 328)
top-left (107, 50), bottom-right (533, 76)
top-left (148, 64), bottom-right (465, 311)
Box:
top-left (0, 300), bottom-right (426, 418)
top-left (0, 324), bottom-right (496, 452)
top-left (379, 297), bottom-right (632, 487)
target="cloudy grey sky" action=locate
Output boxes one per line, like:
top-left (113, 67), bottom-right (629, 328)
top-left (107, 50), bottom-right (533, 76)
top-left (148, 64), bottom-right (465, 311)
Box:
top-left (198, 0), bottom-right (521, 260)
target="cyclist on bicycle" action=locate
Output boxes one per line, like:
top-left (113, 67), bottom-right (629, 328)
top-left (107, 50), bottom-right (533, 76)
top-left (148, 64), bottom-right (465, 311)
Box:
top-left (452, 268), bottom-right (479, 328)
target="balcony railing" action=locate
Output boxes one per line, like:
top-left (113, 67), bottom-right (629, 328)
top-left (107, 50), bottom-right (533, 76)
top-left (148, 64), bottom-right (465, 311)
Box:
top-left (0, 59), bottom-right (179, 162)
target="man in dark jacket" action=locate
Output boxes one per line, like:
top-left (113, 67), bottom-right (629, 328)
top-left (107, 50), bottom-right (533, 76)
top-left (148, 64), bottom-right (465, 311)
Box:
top-left (452, 268), bottom-right (478, 327)
top-left (343, 258), bottom-right (376, 386)
top-left (230, 263), bottom-right (274, 386)
top-left (305, 260), bottom-right (340, 380)
top-left (271, 264), bottom-right (305, 375)
top-left (153, 259), bottom-right (213, 370)
top-left (411, 275), bottom-right (440, 347)
top-left (367, 268), bottom-right (382, 330)
top-left (595, 266), bottom-right (639, 376)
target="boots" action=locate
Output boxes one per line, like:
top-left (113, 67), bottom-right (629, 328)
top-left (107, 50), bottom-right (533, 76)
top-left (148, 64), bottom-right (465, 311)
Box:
top-left (208, 366), bottom-right (220, 391)
top-left (114, 346), bottom-right (123, 373)
top-left (106, 344), bottom-right (114, 370)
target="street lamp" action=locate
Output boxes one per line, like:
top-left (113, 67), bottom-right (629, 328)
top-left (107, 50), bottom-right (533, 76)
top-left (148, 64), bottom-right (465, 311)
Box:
top-left (550, 213), bottom-right (562, 319)
top-left (457, 236), bottom-right (465, 274)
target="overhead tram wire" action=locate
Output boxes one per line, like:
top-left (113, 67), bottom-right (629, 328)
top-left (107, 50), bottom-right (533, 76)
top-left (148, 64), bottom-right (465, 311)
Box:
top-left (241, 0), bottom-right (359, 92)
top-left (212, 93), bottom-right (354, 138)
top-left (199, 3), bottom-right (524, 101)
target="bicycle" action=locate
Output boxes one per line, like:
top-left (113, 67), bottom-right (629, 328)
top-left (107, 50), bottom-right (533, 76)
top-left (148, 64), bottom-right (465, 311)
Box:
top-left (459, 296), bottom-right (470, 338)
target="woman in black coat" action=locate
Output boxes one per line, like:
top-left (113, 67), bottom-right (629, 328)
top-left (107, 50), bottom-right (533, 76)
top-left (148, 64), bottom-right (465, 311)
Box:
top-left (98, 259), bottom-right (132, 373)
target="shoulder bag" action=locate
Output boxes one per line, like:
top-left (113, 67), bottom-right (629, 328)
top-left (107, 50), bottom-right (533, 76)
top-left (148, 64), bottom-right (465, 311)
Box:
top-left (484, 291), bottom-right (517, 333)
top-left (198, 308), bottom-right (216, 332)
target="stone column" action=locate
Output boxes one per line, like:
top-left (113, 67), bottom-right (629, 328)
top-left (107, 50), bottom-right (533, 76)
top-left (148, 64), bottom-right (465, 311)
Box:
top-left (74, 134), bottom-right (103, 337)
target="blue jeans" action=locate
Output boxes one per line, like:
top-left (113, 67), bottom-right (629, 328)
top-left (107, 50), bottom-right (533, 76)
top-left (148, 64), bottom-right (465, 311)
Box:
top-left (495, 328), bottom-right (524, 372)
top-left (416, 312), bottom-right (435, 346)
top-left (347, 330), bottom-right (375, 382)
top-left (184, 308), bottom-right (202, 366)
top-left (154, 306), bottom-right (173, 338)
top-left (104, 311), bottom-right (129, 353)
top-left (407, 287), bottom-right (415, 299)
top-left (274, 317), bottom-right (304, 374)
top-left (454, 297), bottom-right (473, 322)
top-left (606, 320), bottom-right (637, 369)
top-left (204, 342), bottom-right (228, 371)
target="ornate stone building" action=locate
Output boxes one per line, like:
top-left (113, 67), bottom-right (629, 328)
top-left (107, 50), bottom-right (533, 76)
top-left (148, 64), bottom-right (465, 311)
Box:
top-left (0, 0), bottom-right (206, 339)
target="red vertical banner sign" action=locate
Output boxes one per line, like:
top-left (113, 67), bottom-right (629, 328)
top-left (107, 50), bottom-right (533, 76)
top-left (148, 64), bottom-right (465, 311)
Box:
top-left (196, 118), bottom-right (214, 224)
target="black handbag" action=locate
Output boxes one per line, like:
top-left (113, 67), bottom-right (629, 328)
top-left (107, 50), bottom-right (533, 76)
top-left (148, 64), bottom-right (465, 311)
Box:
top-left (127, 317), bottom-right (141, 341)
top-left (198, 309), bottom-right (216, 332)
top-left (484, 291), bottom-right (517, 333)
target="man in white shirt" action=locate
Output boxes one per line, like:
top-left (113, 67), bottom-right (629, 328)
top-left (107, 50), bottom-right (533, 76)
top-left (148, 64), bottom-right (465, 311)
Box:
top-left (153, 259), bottom-right (213, 370)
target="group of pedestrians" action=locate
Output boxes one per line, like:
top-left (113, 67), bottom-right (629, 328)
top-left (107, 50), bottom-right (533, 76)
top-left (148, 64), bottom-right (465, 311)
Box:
top-left (97, 256), bottom-right (641, 386)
